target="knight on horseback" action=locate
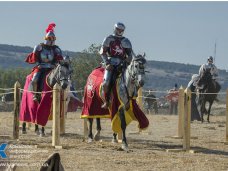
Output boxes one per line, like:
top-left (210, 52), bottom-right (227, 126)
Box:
top-left (100, 22), bottom-right (133, 109)
top-left (198, 56), bottom-right (219, 89)
top-left (25, 23), bottom-right (63, 101)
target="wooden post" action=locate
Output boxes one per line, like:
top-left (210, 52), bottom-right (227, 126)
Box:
top-left (60, 89), bottom-right (67, 134)
top-left (137, 88), bottom-right (143, 109)
top-left (226, 89), bottom-right (228, 144)
top-left (13, 81), bottom-right (21, 139)
top-left (52, 84), bottom-right (61, 147)
top-left (183, 88), bottom-right (191, 151)
top-left (177, 86), bottom-right (184, 138)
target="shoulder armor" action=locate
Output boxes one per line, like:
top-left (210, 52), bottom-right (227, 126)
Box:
top-left (33, 44), bottom-right (42, 53)
top-left (54, 46), bottom-right (62, 55)
top-left (121, 38), bottom-right (132, 49)
top-left (102, 35), bottom-right (115, 47)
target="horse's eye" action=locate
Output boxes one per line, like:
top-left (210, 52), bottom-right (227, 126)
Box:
top-left (135, 64), bottom-right (138, 68)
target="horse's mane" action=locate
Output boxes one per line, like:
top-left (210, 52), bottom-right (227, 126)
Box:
top-left (133, 54), bottom-right (147, 64)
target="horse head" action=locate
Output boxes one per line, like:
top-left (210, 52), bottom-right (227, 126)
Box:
top-left (125, 53), bottom-right (146, 97)
top-left (48, 56), bottom-right (73, 90)
top-left (127, 53), bottom-right (146, 89)
top-left (197, 68), bottom-right (212, 88)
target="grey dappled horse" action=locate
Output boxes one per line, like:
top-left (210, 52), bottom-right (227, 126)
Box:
top-left (88, 53), bottom-right (146, 151)
top-left (22, 58), bottom-right (73, 136)
top-left (197, 69), bottom-right (221, 123)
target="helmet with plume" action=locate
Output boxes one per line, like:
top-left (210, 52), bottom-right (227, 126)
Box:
top-left (44, 23), bottom-right (56, 46)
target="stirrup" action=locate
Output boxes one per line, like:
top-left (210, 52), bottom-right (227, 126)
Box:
top-left (33, 94), bottom-right (38, 101)
top-left (101, 102), bottom-right (110, 109)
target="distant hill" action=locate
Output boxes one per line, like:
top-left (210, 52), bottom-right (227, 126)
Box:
top-left (0, 44), bottom-right (79, 68)
top-left (0, 43), bottom-right (227, 92)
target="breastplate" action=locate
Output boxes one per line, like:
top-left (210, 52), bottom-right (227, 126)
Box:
top-left (109, 39), bottom-right (125, 58)
top-left (40, 48), bottom-right (54, 63)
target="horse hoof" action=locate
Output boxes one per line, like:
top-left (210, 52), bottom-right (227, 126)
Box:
top-left (88, 138), bottom-right (93, 143)
top-left (121, 144), bottom-right (129, 152)
top-left (94, 132), bottom-right (100, 141)
top-left (21, 130), bottom-right (27, 134)
top-left (112, 139), bottom-right (118, 144)
top-left (39, 133), bottom-right (45, 137)
top-left (35, 130), bottom-right (40, 135)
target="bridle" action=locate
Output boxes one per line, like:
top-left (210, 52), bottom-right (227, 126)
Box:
top-left (54, 64), bottom-right (70, 85)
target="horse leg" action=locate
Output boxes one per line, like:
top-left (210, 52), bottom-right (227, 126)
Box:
top-left (207, 102), bottom-right (212, 123)
top-left (94, 118), bottom-right (101, 141)
top-left (119, 108), bottom-right (128, 151)
top-left (22, 122), bottom-right (27, 134)
top-left (35, 124), bottom-right (40, 135)
top-left (40, 127), bottom-right (45, 137)
top-left (112, 133), bottom-right (118, 143)
top-left (87, 118), bottom-right (93, 143)
top-left (200, 101), bottom-right (206, 123)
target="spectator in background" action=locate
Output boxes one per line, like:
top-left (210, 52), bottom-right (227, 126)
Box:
top-left (187, 74), bottom-right (201, 121)
top-left (167, 83), bottom-right (179, 115)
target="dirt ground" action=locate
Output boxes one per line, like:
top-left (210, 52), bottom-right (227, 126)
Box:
top-left (0, 106), bottom-right (228, 171)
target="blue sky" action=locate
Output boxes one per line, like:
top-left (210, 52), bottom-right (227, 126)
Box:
top-left (0, 1), bottom-right (228, 70)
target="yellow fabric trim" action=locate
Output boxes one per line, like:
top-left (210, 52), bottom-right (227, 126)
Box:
top-left (111, 79), bottom-right (136, 133)
top-left (81, 114), bottom-right (111, 119)
top-left (45, 72), bottom-right (52, 89)
top-left (111, 79), bottom-right (148, 133)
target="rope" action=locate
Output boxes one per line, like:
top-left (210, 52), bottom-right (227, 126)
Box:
top-left (0, 88), bottom-right (14, 91)
top-left (138, 96), bottom-right (159, 100)
top-left (143, 89), bottom-right (227, 95)
top-left (0, 92), bottom-right (14, 96)
top-left (67, 90), bottom-right (84, 93)
top-left (19, 88), bottom-right (53, 94)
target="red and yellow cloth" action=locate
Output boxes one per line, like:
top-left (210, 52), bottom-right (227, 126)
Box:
top-left (20, 73), bottom-right (53, 126)
top-left (81, 67), bottom-right (149, 133)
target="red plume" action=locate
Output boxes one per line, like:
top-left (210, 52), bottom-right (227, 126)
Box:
top-left (45, 23), bottom-right (56, 33)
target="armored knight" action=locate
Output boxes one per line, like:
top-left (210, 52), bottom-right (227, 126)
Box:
top-left (199, 56), bottom-right (218, 80)
top-left (100, 22), bottom-right (133, 108)
top-left (25, 23), bottom-right (63, 101)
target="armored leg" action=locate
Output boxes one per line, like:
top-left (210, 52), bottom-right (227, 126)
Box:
top-left (31, 72), bottom-right (41, 101)
top-left (101, 69), bottom-right (112, 109)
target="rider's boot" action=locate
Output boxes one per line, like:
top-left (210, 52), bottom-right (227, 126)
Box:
top-left (32, 82), bottom-right (39, 102)
top-left (101, 93), bottom-right (110, 109)
top-left (101, 83), bottom-right (110, 109)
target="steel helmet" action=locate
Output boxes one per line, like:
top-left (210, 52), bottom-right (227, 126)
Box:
top-left (207, 56), bottom-right (213, 63)
top-left (44, 23), bottom-right (56, 46)
top-left (113, 22), bottom-right (125, 37)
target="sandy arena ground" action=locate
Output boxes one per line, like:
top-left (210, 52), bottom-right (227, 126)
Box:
top-left (0, 107), bottom-right (228, 171)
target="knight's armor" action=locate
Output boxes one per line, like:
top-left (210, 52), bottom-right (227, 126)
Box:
top-left (25, 23), bottom-right (63, 101)
top-left (100, 22), bottom-right (133, 108)
top-left (31, 44), bottom-right (62, 81)
top-left (100, 35), bottom-right (132, 86)
top-left (199, 63), bottom-right (218, 80)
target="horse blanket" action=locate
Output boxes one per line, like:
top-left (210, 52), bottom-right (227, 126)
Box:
top-left (20, 73), bottom-right (56, 126)
top-left (81, 67), bottom-right (149, 133)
